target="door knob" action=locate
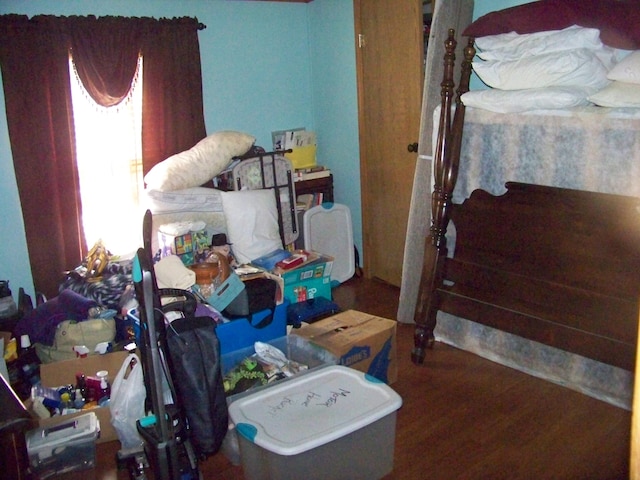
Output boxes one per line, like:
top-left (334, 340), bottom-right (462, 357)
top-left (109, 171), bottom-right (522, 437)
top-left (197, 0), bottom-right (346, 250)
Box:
top-left (407, 142), bottom-right (418, 152)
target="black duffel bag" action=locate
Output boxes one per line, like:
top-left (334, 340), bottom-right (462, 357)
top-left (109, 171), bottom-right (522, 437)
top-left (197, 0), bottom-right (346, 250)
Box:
top-left (222, 276), bottom-right (278, 322)
top-left (163, 290), bottom-right (228, 458)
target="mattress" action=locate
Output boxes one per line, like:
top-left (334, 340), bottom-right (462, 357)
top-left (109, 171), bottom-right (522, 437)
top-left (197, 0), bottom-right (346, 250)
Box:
top-left (454, 105), bottom-right (640, 201)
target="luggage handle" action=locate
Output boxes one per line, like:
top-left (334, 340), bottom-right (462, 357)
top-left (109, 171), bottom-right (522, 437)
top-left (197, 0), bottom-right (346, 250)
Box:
top-left (159, 288), bottom-right (198, 316)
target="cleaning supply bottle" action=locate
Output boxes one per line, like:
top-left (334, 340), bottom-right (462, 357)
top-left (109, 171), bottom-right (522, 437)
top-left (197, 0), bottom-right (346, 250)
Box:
top-left (96, 370), bottom-right (111, 406)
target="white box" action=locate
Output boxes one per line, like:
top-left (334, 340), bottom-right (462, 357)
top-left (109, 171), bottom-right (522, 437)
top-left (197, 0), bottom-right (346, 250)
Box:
top-left (26, 411), bottom-right (100, 479)
top-left (228, 365), bottom-right (402, 480)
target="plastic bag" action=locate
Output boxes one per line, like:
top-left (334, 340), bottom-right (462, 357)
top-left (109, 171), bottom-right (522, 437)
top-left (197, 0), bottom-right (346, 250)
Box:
top-left (109, 352), bottom-right (146, 449)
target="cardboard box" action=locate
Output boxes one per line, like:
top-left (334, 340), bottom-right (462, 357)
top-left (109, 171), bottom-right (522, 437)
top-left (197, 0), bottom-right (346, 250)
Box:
top-left (283, 276), bottom-right (332, 304)
top-left (278, 254), bottom-right (333, 305)
top-left (158, 228), bottom-right (209, 265)
top-left (277, 254), bottom-right (333, 283)
top-left (34, 350), bottom-right (129, 444)
top-left (296, 310), bottom-right (397, 384)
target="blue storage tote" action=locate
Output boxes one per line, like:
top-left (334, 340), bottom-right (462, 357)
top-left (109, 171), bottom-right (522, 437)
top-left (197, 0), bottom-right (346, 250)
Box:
top-left (217, 300), bottom-right (289, 355)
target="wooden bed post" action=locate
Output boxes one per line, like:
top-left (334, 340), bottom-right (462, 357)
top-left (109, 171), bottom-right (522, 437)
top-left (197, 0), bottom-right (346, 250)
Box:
top-left (412, 32), bottom-right (475, 364)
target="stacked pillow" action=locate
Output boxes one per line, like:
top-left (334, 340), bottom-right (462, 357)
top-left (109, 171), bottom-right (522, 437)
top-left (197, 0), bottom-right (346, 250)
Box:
top-left (588, 50), bottom-right (640, 107)
top-left (461, 26), bottom-right (616, 113)
top-left (144, 130), bottom-right (255, 192)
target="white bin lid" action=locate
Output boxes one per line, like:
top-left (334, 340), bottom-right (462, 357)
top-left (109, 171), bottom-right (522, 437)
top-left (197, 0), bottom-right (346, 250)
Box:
top-left (303, 203), bottom-right (355, 283)
top-left (228, 365), bottom-right (402, 456)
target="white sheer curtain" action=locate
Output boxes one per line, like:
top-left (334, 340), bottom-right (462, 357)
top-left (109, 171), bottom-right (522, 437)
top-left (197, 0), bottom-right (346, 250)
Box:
top-left (70, 55), bottom-right (145, 256)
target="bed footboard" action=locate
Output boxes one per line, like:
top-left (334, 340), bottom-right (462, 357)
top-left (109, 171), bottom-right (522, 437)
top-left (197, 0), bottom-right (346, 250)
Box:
top-left (426, 182), bottom-right (640, 371)
top-left (413, 29), bottom-right (640, 371)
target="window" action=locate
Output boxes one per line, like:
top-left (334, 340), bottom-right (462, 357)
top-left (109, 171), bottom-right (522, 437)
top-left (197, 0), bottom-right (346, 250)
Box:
top-left (69, 54), bottom-right (145, 256)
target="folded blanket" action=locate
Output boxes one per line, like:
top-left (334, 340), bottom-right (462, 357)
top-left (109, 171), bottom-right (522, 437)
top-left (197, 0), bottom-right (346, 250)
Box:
top-left (13, 288), bottom-right (99, 345)
top-left (155, 255), bottom-right (196, 289)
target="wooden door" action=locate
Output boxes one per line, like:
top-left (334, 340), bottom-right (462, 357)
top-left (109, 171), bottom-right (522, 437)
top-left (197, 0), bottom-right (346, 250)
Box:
top-left (632, 307), bottom-right (640, 478)
top-left (355, 0), bottom-right (424, 287)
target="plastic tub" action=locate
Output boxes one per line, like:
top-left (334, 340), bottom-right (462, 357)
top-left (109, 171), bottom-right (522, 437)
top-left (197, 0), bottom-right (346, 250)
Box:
top-left (26, 412), bottom-right (100, 479)
top-left (229, 365), bottom-right (402, 480)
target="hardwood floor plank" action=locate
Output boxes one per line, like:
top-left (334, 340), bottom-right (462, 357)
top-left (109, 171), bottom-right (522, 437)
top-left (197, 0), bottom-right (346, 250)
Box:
top-left (85, 276), bottom-right (630, 480)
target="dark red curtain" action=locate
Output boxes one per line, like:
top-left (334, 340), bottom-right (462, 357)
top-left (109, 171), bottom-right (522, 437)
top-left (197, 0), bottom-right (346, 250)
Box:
top-left (69, 16), bottom-right (143, 107)
top-left (141, 17), bottom-right (207, 175)
top-left (0, 14), bottom-right (206, 298)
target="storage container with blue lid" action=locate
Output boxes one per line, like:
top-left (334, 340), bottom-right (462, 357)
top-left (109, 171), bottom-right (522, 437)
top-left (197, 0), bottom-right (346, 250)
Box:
top-left (228, 365), bottom-right (402, 480)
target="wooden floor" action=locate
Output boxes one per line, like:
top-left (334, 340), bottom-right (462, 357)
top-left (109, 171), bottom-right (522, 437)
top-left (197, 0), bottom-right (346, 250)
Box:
top-left (89, 276), bottom-right (631, 480)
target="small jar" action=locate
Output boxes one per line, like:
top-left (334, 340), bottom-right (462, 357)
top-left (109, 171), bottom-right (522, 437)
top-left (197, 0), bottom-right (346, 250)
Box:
top-left (189, 261), bottom-right (221, 298)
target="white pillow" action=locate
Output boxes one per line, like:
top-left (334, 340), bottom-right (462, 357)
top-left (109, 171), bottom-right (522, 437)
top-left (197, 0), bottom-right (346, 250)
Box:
top-left (473, 48), bottom-right (612, 91)
top-left (588, 81), bottom-right (640, 108)
top-left (607, 50), bottom-right (640, 85)
top-left (220, 189), bottom-right (283, 264)
top-left (144, 131), bottom-right (255, 192)
top-left (475, 26), bottom-right (604, 61)
top-left (461, 86), bottom-right (596, 113)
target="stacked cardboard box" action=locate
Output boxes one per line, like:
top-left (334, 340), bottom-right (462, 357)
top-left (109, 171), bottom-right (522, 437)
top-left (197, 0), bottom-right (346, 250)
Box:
top-left (296, 310), bottom-right (397, 384)
top-left (30, 351), bottom-right (129, 444)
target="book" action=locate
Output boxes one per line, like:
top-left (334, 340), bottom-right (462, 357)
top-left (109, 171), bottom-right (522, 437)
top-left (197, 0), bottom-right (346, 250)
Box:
top-left (275, 250), bottom-right (310, 271)
top-left (296, 193), bottom-right (314, 211)
top-left (293, 166), bottom-right (331, 182)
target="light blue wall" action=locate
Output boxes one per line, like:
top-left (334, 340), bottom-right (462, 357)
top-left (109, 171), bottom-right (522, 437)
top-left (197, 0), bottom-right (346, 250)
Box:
top-left (0, 0), bottom-right (526, 302)
top-left (0, 0), bottom-right (330, 301)
top-left (308, 0), bottom-right (361, 256)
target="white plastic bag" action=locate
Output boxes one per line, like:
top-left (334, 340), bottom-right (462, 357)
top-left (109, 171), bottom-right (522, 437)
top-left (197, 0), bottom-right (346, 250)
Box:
top-left (109, 352), bottom-right (146, 449)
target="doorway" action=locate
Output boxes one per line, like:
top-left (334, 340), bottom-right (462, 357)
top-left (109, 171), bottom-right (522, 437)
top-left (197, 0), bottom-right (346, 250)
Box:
top-left (354, 0), bottom-right (425, 287)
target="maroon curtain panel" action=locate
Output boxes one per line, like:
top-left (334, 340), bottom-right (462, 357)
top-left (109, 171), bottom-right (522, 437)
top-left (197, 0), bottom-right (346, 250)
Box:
top-left (0, 15), bottom-right (84, 301)
top-left (0, 15), bottom-right (206, 298)
top-left (141, 17), bottom-right (207, 175)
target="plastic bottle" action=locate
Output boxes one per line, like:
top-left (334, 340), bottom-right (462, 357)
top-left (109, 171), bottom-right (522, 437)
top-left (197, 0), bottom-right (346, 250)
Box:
top-left (96, 370), bottom-right (111, 405)
top-left (76, 372), bottom-right (87, 403)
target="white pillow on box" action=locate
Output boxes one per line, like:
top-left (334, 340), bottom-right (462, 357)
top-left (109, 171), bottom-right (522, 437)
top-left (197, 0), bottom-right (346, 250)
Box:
top-left (473, 48), bottom-right (613, 91)
top-left (220, 189), bottom-right (283, 265)
top-left (145, 187), bottom-right (223, 214)
top-left (461, 86), bottom-right (596, 113)
top-left (588, 81), bottom-right (640, 108)
top-left (607, 50), bottom-right (640, 85)
top-left (144, 131), bottom-right (255, 192)
top-left (475, 26), bottom-right (604, 61)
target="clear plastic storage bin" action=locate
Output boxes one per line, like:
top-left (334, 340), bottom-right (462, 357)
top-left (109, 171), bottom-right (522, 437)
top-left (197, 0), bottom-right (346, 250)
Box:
top-left (26, 411), bottom-right (100, 479)
top-left (229, 365), bottom-right (402, 480)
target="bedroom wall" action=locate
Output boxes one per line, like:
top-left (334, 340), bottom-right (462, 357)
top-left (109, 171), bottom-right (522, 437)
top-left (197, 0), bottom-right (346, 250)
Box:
top-left (0, 0), bottom-right (358, 300)
top-left (0, 0), bottom-right (525, 301)
top-left (308, 0), bottom-right (361, 257)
